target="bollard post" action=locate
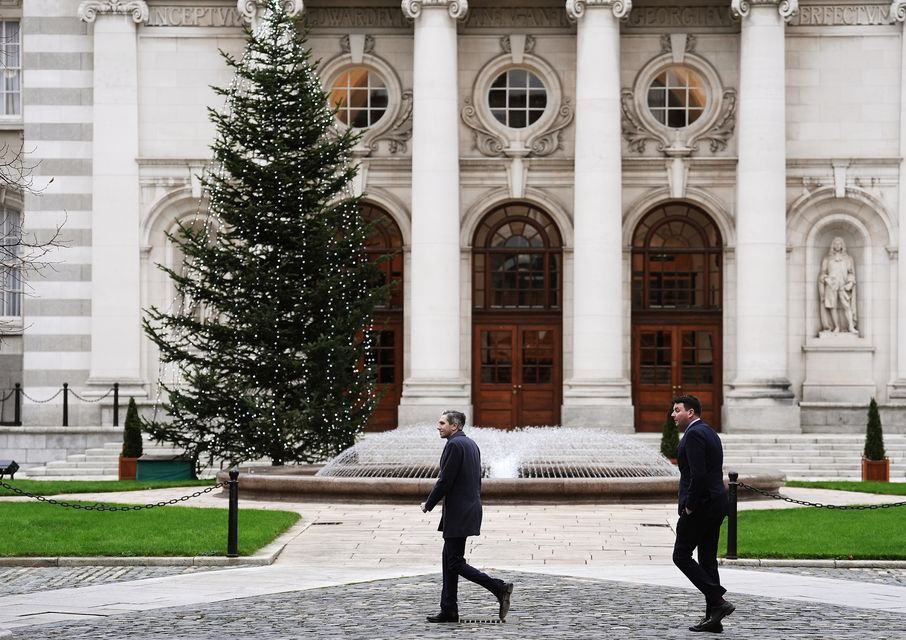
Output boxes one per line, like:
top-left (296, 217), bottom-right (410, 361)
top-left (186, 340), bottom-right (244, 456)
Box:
top-left (14, 383), bottom-right (21, 426)
top-left (62, 383), bottom-right (69, 427)
top-left (113, 383), bottom-right (120, 427)
top-left (727, 471), bottom-right (738, 560)
top-left (227, 469), bottom-right (239, 557)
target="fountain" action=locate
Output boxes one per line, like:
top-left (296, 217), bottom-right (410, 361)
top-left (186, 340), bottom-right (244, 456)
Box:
top-left (226, 426), bottom-right (784, 503)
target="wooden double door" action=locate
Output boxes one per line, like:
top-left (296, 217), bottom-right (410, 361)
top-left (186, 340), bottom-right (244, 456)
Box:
top-left (632, 322), bottom-right (722, 432)
top-left (365, 319), bottom-right (403, 431)
top-left (473, 322), bottom-right (561, 428)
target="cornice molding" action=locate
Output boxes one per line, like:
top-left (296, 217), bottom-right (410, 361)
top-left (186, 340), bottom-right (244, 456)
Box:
top-left (565, 0), bottom-right (632, 21)
top-left (401, 0), bottom-right (469, 20)
top-left (236, 0), bottom-right (304, 26)
top-left (77, 0), bottom-right (149, 23)
top-left (891, 0), bottom-right (906, 22)
top-left (731, 0), bottom-right (799, 21)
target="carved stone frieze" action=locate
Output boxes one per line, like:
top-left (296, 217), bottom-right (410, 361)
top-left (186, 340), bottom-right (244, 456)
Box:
top-left (731, 0), bottom-right (799, 20)
top-left (236, 0), bottom-right (304, 26)
top-left (401, 0), bottom-right (469, 20)
top-left (78, 0), bottom-right (149, 23)
top-left (367, 90), bottom-right (414, 154)
top-left (566, 0), bottom-right (632, 21)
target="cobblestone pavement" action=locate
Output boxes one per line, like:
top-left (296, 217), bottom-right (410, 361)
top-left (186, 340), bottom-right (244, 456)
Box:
top-left (8, 571), bottom-right (906, 640)
top-left (736, 566), bottom-right (906, 587)
top-left (0, 566), bottom-right (229, 596)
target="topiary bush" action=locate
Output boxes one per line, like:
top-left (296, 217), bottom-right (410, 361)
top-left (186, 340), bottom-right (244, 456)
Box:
top-left (660, 411), bottom-right (679, 460)
top-left (121, 397), bottom-right (144, 458)
top-left (863, 398), bottom-right (885, 461)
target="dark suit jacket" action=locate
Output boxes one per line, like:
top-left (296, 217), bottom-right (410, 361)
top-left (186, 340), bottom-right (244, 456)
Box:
top-left (425, 430), bottom-right (483, 539)
top-left (676, 418), bottom-right (728, 517)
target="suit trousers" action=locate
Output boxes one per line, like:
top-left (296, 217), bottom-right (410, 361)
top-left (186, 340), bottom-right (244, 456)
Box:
top-left (672, 503), bottom-right (728, 607)
top-left (440, 537), bottom-right (505, 614)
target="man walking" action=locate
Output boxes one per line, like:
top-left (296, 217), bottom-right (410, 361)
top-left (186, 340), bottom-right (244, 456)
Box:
top-left (671, 395), bottom-right (735, 633)
top-left (420, 411), bottom-right (514, 623)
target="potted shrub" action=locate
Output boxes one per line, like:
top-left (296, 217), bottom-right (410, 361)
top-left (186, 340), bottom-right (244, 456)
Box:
top-left (861, 398), bottom-right (889, 482)
top-left (660, 411), bottom-right (679, 464)
top-left (118, 397), bottom-right (143, 481)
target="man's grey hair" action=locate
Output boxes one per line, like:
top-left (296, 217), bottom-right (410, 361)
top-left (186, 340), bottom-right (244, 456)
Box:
top-left (443, 410), bottom-right (466, 429)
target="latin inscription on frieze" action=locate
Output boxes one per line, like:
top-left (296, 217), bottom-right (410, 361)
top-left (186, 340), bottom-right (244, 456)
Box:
top-left (623, 5), bottom-right (736, 30)
top-left (788, 4), bottom-right (891, 26)
top-left (303, 7), bottom-right (410, 29)
top-left (146, 6), bottom-right (244, 27)
top-left (462, 7), bottom-right (572, 30)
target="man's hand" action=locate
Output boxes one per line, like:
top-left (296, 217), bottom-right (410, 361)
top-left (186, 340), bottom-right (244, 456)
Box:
top-left (420, 502), bottom-right (427, 513)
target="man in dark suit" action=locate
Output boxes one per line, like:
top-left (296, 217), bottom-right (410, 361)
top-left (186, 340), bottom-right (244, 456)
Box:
top-left (671, 395), bottom-right (735, 633)
top-left (420, 410), bottom-right (514, 623)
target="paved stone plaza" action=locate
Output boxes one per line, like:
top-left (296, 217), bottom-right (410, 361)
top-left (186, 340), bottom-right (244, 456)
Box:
top-left (0, 487), bottom-right (904, 639)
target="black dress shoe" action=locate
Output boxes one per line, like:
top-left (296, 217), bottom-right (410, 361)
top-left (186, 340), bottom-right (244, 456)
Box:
top-left (426, 612), bottom-right (458, 623)
top-left (708, 600), bottom-right (736, 624)
top-left (690, 617), bottom-right (723, 633)
top-left (497, 582), bottom-right (514, 621)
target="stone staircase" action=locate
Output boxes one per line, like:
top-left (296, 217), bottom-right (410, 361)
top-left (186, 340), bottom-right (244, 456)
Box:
top-left (635, 433), bottom-right (906, 481)
top-left (21, 439), bottom-right (211, 480)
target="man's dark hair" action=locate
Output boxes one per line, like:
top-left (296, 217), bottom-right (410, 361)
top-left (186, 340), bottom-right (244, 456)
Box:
top-left (443, 410), bottom-right (466, 429)
top-left (672, 395), bottom-right (701, 417)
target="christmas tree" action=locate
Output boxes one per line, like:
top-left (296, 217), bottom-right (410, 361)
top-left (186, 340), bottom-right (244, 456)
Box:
top-left (143, 0), bottom-right (385, 466)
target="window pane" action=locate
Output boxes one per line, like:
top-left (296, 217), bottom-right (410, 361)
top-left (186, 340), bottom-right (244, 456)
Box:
top-left (486, 69), bottom-right (546, 130)
top-left (646, 65), bottom-right (708, 130)
top-left (330, 66), bottom-right (388, 129)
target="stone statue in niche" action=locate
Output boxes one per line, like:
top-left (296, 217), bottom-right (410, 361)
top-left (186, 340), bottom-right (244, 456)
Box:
top-left (818, 236), bottom-right (858, 335)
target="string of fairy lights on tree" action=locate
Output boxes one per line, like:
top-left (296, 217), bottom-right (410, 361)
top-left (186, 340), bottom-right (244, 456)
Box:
top-left (144, 0), bottom-right (387, 467)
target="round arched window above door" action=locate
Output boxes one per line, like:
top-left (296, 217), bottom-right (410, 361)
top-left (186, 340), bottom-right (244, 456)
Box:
top-left (473, 203), bottom-right (562, 310)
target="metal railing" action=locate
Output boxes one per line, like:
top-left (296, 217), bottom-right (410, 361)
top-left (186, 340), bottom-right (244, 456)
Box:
top-left (0, 382), bottom-right (121, 427)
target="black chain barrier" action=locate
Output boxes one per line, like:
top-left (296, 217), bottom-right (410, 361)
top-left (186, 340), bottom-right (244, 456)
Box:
top-left (1, 382), bottom-right (121, 426)
top-left (0, 478), bottom-right (226, 511)
top-left (0, 469), bottom-right (241, 557)
top-left (726, 471), bottom-right (906, 559)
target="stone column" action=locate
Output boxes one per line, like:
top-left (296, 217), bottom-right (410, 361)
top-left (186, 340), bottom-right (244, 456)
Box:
top-left (889, 0), bottom-right (906, 401)
top-left (78, 1), bottom-right (148, 401)
top-left (561, 0), bottom-right (633, 430)
top-left (397, 0), bottom-right (470, 424)
top-left (724, 0), bottom-right (800, 431)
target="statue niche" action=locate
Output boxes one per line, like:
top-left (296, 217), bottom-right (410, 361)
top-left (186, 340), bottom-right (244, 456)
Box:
top-left (817, 236), bottom-right (858, 336)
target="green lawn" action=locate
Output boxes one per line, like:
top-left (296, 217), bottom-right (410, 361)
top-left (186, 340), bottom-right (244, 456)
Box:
top-left (786, 480), bottom-right (906, 496)
top-left (0, 479), bottom-right (214, 498)
top-left (0, 502), bottom-right (299, 557)
top-left (722, 507), bottom-right (906, 560)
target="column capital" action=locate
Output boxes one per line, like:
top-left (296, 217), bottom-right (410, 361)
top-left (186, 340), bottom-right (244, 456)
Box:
top-left (891, 0), bottom-right (906, 23)
top-left (77, 0), bottom-right (148, 23)
top-left (401, 0), bottom-right (468, 20)
top-left (237, 1), bottom-right (304, 25)
top-left (566, 0), bottom-right (632, 21)
top-left (731, 0), bottom-right (799, 20)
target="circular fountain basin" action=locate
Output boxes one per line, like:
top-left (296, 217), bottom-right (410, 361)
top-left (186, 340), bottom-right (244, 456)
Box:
top-left (219, 426), bottom-right (785, 503)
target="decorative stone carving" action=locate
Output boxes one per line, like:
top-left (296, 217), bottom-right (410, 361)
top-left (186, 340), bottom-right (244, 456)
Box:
top-left (689, 89), bottom-right (737, 153)
top-left (401, 0), bottom-right (469, 20)
top-left (340, 34), bottom-right (376, 55)
top-left (501, 34), bottom-right (536, 55)
top-left (660, 33), bottom-right (696, 54)
top-left (367, 90), bottom-right (414, 154)
top-left (731, 0), bottom-right (799, 20)
top-left (237, 0), bottom-right (304, 26)
top-left (892, 0), bottom-right (906, 21)
top-left (818, 237), bottom-right (859, 335)
top-left (78, 0), bottom-right (149, 23)
top-left (566, 0), bottom-right (632, 20)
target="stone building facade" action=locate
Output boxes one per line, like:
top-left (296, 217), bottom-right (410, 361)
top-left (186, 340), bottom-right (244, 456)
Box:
top-left (3, 0), bottom-right (906, 433)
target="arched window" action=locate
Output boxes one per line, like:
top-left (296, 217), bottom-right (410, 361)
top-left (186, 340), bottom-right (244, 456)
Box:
top-left (631, 203), bottom-right (721, 311)
top-left (473, 203), bottom-right (562, 311)
top-left (361, 203), bottom-right (403, 311)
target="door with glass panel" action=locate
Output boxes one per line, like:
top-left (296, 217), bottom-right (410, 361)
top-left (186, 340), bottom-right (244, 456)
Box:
top-left (474, 324), bottom-right (560, 428)
top-left (630, 202), bottom-right (723, 431)
top-left (633, 325), bottom-right (721, 432)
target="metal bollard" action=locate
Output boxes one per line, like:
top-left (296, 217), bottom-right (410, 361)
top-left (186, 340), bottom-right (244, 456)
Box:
top-left (227, 469), bottom-right (239, 557)
top-left (14, 383), bottom-right (21, 426)
top-left (727, 471), bottom-right (738, 560)
top-left (62, 383), bottom-right (69, 427)
top-left (113, 383), bottom-right (120, 427)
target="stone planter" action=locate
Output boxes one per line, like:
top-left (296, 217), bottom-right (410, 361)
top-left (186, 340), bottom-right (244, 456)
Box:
top-left (861, 457), bottom-right (890, 482)
top-left (118, 456), bottom-right (138, 481)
